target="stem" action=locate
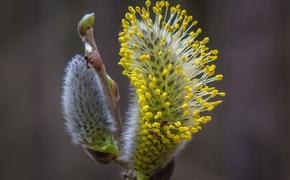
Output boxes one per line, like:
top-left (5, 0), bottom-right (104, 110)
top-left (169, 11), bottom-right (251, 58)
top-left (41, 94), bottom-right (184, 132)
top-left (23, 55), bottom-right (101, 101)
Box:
top-left (123, 158), bottom-right (175, 180)
top-left (78, 14), bottom-right (123, 139)
top-left (77, 13), bottom-right (124, 167)
top-left (137, 172), bottom-right (149, 180)
top-left (149, 158), bottom-right (175, 180)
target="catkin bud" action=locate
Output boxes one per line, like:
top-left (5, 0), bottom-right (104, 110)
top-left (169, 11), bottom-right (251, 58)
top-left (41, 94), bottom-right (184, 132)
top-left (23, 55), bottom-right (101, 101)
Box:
top-left (78, 13), bottom-right (95, 37)
top-left (62, 54), bottom-right (119, 163)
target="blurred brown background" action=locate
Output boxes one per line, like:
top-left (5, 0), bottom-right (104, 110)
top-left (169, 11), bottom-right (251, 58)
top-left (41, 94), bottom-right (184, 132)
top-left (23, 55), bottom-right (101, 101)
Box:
top-left (0, 0), bottom-right (290, 180)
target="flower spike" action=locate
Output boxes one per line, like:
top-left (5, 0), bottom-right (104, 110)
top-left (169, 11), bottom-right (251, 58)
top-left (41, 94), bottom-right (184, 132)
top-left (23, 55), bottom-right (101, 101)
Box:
top-left (119, 0), bottom-right (225, 177)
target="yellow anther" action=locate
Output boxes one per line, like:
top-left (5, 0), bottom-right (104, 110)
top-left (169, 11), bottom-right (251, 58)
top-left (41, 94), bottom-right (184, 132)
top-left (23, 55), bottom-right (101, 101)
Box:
top-left (210, 90), bottom-right (218, 97)
top-left (153, 7), bottom-right (160, 14)
top-left (175, 121), bottom-right (181, 127)
top-left (211, 50), bottom-right (219, 55)
top-left (161, 38), bottom-right (166, 46)
top-left (168, 26), bottom-right (174, 32)
top-left (196, 28), bottom-right (202, 34)
top-left (190, 31), bottom-right (195, 36)
top-left (182, 134), bottom-right (191, 140)
top-left (165, 1), bottom-right (169, 7)
top-left (203, 37), bottom-right (209, 43)
top-left (185, 86), bottom-right (193, 93)
top-left (135, 6), bottom-right (141, 13)
top-left (142, 105), bottom-right (150, 112)
top-left (207, 106), bottom-right (215, 111)
top-left (148, 74), bottom-right (153, 80)
top-left (121, 18), bottom-right (128, 24)
top-left (132, 44), bottom-right (138, 49)
top-left (142, 130), bottom-right (149, 135)
top-left (153, 122), bottom-right (161, 129)
top-left (158, 51), bottom-right (162, 56)
top-left (173, 136), bottom-right (181, 144)
top-left (137, 89), bottom-right (143, 94)
top-left (166, 130), bottom-right (174, 138)
top-left (169, 125), bottom-right (175, 129)
top-left (181, 10), bottom-right (187, 15)
top-left (145, 92), bottom-right (151, 99)
top-left (155, 1), bottom-right (160, 7)
top-left (170, 7), bottom-right (176, 13)
top-left (139, 54), bottom-right (150, 61)
top-left (182, 103), bottom-right (188, 109)
top-left (192, 43), bottom-right (199, 49)
top-left (162, 69), bottom-right (168, 75)
top-left (212, 100), bottom-right (223, 106)
top-left (183, 109), bottom-right (190, 115)
top-left (204, 116), bottom-right (212, 122)
top-left (162, 21), bottom-right (167, 27)
top-left (192, 110), bottom-right (200, 117)
top-left (155, 89), bottom-right (161, 95)
top-left (215, 74), bottom-right (223, 81)
top-left (219, 92), bottom-right (226, 96)
top-left (147, 123), bottom-right (153, 129)
top-left (165, 102), bottom-right (171, 107)
top-left (162, 92), bottom-right (167, 97)
top-left (119, 32), bottom-right (125, 37)
top-left (129, 31), bottom-right (134, 37)
top-left (191, 127), bottom-right (198, 134)
top-left (184, 95), bottom-right (190, 101)
top-left (128, 6), bottom-right (136, 14)
top-left (146, 0), bottom-right (151, 7)
top-left (176, 65), bottom-right (182, 72)
top-left (208, 64), bottom-right (216, 71)
top-left (125, 13), bottom-right (132, 20)
top-left (118, 37), bottom-right (128, 43)
top-left (195, 125), bottom-right (202, 130)
top-left (159, 1), bottom-right (165, 7)
top-left (179, 126), bottom-right (189, 131)
top-left (139, 95), bottom-right (146, 104)
top-left (137, 32), bottom-right (143, 38)
top-left (182, 21), bottom-right (188, 30)
top-left (181, 56), bottom-right (187, 61)
top-left (174, 23), bottom-right (180, 29)
top-left (145, 112), bottom-right (153, 119)
top-left (141, 7), bottom-right (147, 14)
top-left (157, 111), bottom-right (162, 118)
top-left (209, 56), bottom-right (218, 61)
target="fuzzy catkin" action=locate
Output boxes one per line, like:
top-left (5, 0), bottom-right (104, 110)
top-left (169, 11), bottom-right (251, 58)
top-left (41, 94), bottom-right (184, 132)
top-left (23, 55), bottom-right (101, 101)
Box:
top-left (62, 54), bottom-right (116, 146)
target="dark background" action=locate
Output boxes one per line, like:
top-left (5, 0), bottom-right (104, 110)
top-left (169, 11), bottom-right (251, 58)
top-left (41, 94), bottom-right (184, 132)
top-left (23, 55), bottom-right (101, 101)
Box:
top-left (0, 0), bottom-right (289, 179)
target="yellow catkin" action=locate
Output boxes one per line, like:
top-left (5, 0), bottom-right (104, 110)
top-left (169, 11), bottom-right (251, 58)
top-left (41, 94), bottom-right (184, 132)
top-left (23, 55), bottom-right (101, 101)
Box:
top-left (118, 0), bottom-right (224, 175)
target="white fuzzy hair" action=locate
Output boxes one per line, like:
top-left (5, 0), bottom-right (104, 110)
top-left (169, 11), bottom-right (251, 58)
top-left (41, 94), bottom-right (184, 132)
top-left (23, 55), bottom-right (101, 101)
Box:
top-left (119, 90), bottom-right (139, 163)
top-left (61, 54), bottom-right (116, 145)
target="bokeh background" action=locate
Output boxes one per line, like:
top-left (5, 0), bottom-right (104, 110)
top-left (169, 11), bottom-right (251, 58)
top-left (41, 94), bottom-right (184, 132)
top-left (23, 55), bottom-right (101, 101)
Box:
top-left (0, 0), bottom-right (290, 179)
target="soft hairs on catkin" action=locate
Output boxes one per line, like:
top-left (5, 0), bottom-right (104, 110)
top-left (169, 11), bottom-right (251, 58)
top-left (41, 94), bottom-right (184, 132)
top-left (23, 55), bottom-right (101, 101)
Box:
top-left (62, 54), bottom-right (116, 145)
